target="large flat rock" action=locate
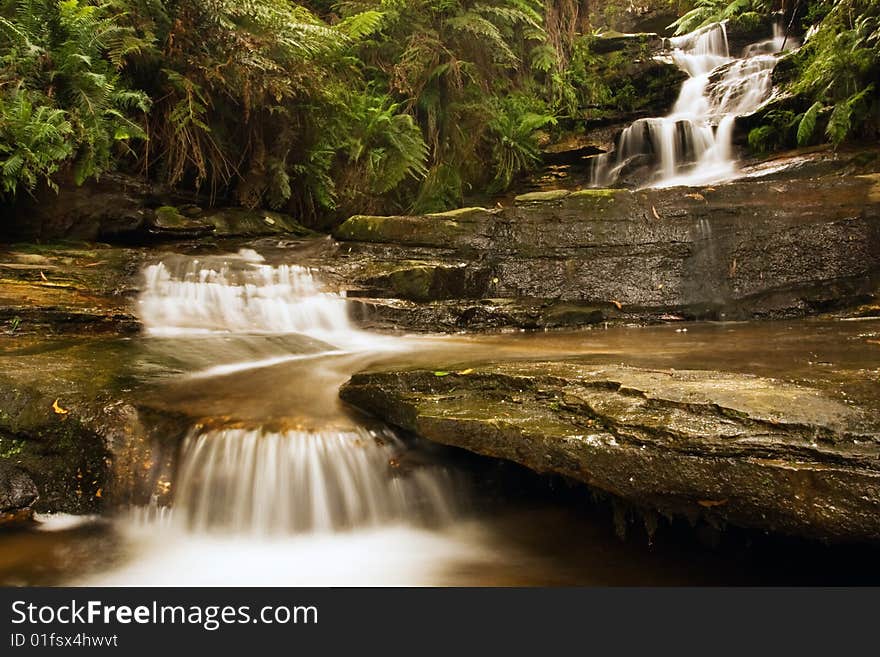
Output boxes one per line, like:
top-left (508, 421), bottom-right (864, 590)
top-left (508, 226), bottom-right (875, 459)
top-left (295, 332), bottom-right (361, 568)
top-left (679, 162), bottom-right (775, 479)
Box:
top-left (340, 346), bottom-right (880, 542)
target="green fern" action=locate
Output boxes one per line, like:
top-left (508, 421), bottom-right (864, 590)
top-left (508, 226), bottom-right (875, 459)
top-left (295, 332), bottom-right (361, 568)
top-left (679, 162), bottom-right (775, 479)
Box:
top-left (796, 102), bottom-right (822, 146)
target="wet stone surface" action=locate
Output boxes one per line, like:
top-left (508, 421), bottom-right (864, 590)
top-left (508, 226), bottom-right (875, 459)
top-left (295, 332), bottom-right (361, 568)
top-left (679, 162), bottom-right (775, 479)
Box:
top-left (341, 320), bottom-right (880, 542)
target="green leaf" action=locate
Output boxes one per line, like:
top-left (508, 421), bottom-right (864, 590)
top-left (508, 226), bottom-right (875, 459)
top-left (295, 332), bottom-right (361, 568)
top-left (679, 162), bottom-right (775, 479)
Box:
top-left (796, 102), bottom-right (822, 147)
top-left (826, 101), bottom-right (852, 146)
top-left (433, 371), bottom-right (451, 377)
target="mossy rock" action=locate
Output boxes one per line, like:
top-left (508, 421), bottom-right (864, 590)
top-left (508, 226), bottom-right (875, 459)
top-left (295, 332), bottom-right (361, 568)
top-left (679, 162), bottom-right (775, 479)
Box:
top-left (341, 360), bottom-right (880, 542)
top-left (334, 209), bottom-right (494, 249)
top-left (201, 208), bottom-right (314, 237)
top-left (149, 206), bottom-right (215, 238)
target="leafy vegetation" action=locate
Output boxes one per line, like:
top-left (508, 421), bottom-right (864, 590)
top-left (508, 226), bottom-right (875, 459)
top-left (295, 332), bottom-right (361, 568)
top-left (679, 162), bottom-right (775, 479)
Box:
top-left (1, 0), bottom-right (573, 221)
top-left (1, 0), bottom-right (877, 222)
top-left (669, 0), bottom-right (772, 35)
top-left (738, 0), bottom-right (878, 152)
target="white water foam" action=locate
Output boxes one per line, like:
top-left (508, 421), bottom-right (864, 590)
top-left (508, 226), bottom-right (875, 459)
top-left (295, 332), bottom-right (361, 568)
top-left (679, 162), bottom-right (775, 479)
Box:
top-left (591, 22), bottom-right (795, 188)
top-left (83, 250), bottom-right (472, 586)
top-left (168, 426), bottom-right (459, 535)
top-left (138, 249), bottom-right (385, 351)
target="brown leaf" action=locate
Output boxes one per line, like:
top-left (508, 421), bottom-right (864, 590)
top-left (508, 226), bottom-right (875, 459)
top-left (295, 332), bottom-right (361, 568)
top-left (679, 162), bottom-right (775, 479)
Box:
top-left (685, 193), bottom-right (706, 202)
top-left (697, 499), bottom-right (728, 508)
top-left (52, 399), bottom-right (69, 415)
top-left (610, 300), bottom-right (623, 310)
top-left (729, 257), bottom-right (737, 278)
top-left (39, 271), bottom-right (48, 281)
top-left (651, 205), bottom-right (661, 220)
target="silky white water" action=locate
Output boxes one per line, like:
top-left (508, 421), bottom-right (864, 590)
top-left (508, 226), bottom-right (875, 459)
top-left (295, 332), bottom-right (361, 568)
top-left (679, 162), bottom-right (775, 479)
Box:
top-left (138, 248), bottom-right (387, 351)
top-left (591, 22), bottom-right (793, 188)
top-left (81, 250), bottom-right (475, 585)
top-left (173, 426), bottom-right (458, 534)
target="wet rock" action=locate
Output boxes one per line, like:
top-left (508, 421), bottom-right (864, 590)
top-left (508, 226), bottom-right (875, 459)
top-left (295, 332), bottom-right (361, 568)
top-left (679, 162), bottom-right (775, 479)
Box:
top-left (334, 175), bottom-right (880, 327)
top-left (147, 205), bottom-right (313, 240)
top-left (341, 361), bottom-right (880, 542)
top-left (0, 336), bottom-right (190, 514)
top-left (201, 208), bottom-right (315, 238)
top-left (0, 460), bottom-right (38, 526)
top-left (0, 173), bottom-right (157, 242)
top-left (0, 173), bottom-right (314, 243)
top-left (0, 244), bottom-right (144, 335)
top-left (591, 31), bottom-right (663, 55)
top-left (147, 206), bottom-right (215, 239)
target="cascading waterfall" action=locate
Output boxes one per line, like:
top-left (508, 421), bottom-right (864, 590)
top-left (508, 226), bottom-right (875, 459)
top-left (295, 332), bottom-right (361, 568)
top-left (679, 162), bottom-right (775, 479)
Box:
top-left (591, 22), bottom-right (793, 188)
top-left (173, 426), bottom-right (458, 535)
top-left (139, 249), bottom-right (353, 339)
top-left (133, 249), bottom-right (461, 544)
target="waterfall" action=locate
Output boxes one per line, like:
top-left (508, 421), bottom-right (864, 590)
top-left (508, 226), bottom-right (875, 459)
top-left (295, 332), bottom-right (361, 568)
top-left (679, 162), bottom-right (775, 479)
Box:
top-left (131, 249), bottom-right (459, 548)
top-left (590, 22), bottom-right (793, 188)
top-left (139, 249), bottom-right (352, 338)
top-left (170, 426), bottom-right (458, 535)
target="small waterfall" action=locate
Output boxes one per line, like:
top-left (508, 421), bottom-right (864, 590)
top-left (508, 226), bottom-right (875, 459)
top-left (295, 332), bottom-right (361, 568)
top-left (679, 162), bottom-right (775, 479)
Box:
top-left (139, 249), bottom-right (353, 339)
top-left (132, 249), bottom-right (459, 547)
top-left (591, 22), bottom-right (793, 188)
top-left (170, 426), bottom-right (459, 535)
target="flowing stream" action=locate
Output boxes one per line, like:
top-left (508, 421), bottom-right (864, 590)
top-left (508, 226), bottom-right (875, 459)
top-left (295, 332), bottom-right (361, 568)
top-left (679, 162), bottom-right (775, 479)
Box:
top-left (3, 247), bottom-right (879, 585)
top-left (591, 22), bottom-right (793, 188)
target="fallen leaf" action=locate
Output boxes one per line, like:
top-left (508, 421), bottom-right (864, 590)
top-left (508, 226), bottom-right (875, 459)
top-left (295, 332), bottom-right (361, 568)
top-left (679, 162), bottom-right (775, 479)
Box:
top-left (52, 399), bottom-right (69, 415)
top-left (82, 261), bottom-right (107, 268)
top-left (433, 371), bottom-right (451, 377)
top-left (729, 257), bottom-right (737, 277)
top-left (95, 488), bottom-right (102, 498)
top-left (697, 499), bottom-right (728, 508)
top-left (39, 271), bottom-right (47, 281)
top-left (610, 300), bottom-right (623, 310)
top-left (685, 193), bottom-right (706, 201)
top-left (867, 339), bottom-right (880, 345)
top-left (703, 187), bottom-right (716, 192)
top-left (457, 368), bottom-right (474, 375)
top-left (651, 205), bottom-right (661, 220)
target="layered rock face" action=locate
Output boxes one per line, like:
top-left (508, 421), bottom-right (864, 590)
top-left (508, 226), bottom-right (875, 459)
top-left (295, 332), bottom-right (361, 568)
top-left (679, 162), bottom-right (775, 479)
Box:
top-left (332, 174), bottom-right (880, 330)
top-left (341, 357), bottom-right (880, 542)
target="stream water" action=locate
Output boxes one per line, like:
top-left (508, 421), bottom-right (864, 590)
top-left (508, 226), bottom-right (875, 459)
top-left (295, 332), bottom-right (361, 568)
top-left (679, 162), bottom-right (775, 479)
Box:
top-left (591, 22), bottom-right (794, 188)
top-left (2, 247), bottom-right (879, 585)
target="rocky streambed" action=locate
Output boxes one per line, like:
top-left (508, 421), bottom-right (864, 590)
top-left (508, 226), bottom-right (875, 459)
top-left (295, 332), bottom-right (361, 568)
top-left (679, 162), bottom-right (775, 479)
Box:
top-left (340, 324), bottom-right (880, 543)
top-left (0, 151), bottom-right (878, 548)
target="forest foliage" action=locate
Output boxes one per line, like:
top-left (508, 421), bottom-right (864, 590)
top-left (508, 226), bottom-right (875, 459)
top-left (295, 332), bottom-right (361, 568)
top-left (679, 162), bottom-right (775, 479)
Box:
top-left (0, 0), bottom-right (877, 222)
top-left (0, 0), bottom-right (588, 220)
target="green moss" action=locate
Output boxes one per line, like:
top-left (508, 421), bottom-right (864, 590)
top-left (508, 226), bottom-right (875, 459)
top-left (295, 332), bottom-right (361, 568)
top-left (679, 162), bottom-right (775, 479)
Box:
top-left (0, 437), bottom-right (25, 458)
top-left (427, 207), bottom-right (491, 220)
top-left (154, 206), bottom-right (187, 227)
top-left (569, 188), bottom-right (624, 199)
top-left (514, 190), bottom-right (572, 203)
